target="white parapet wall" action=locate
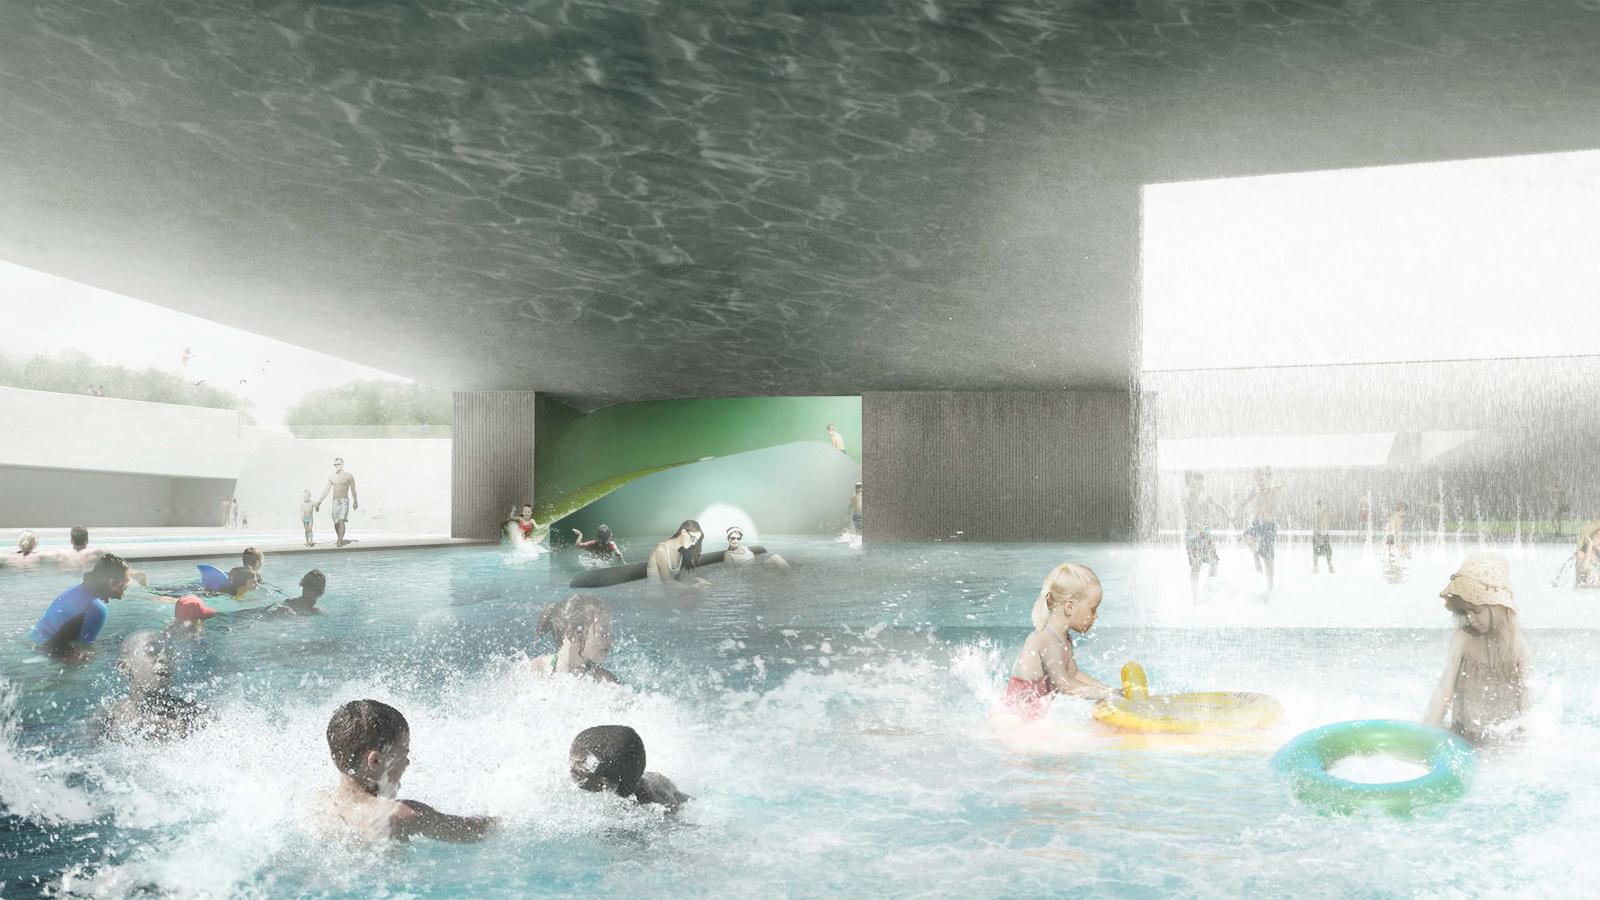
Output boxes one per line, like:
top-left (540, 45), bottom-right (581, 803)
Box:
top-left (0, 387), bottom-right (450, 533)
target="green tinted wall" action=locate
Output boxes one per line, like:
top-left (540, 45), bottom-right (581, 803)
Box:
top-left (533, 395), bottom-right (860, 521)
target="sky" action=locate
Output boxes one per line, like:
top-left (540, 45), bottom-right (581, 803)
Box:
top-left (0, 260), bottom-right (406, 430)
top-left (1141, 149), bottom-right (1600, 372)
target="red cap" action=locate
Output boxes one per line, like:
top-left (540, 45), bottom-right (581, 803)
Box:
top-left (174, 595), bottom-right (218, 623)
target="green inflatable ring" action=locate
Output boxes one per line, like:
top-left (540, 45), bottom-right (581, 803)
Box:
top-left (1271, 719), bottom-right (1474, 816)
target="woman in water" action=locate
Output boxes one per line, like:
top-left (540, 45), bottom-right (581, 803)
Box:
top-left (1007, 563), bottom-right (1115, 719)
top-left (571, 525), bottom-right (625, 564)
top-left (646, 520), bottom-right (708, 586)
top-left (530, 593), bottom-right (617, 682)
top-left (1423, 552), bottom-right (1530, 745)
top-left (724, 526), bottom-right (790, 571)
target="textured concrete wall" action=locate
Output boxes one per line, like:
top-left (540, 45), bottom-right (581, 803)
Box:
top-left (862, 391), bottom-right (1134, 542)
top-left (451, 392), bottom-right (537, 540)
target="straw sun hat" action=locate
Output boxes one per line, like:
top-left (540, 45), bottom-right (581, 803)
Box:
top-left (1440, 551), bottom-right (1516, 613)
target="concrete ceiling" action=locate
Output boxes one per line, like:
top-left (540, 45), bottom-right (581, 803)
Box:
top-left (2, 1), bottom-right (1599, 409)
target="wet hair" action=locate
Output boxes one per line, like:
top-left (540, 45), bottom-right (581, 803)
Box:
top-left (326, 699), bottom-right (408, 792)
top-left (569, 725), bottom-right (646, 796)
top-left (242, 547), bottom-right (263, 568)
top-left (17, 530), bottom-right (37, 552)
top-left (1036, 563), bottom-right (1101, 617)
top-left (670, 520), bottom-right (704, 574)
top-left (537, 594), bottom-right (612, 649)
top-left (84, 554), bottom-right (130, 595)
top-left (594, 525), bottom-right (613, 545)
top-left (300, 569), bottom-right (327, 595)
top-left (70, 526), bottom-right (89, 549)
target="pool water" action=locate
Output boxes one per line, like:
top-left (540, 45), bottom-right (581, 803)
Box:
top-left (1, 536), bottom-right (1596, 897)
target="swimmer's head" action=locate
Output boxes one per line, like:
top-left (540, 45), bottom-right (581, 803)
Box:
top-left (227, 567), bottom-right (260, 597)
top-left (569, 725), bottom-right (646, 797)
top-left (117, 631), bottom-right (173, 687)
top-left (672, 520), bottom-right (704, 564)
top-left (171, 595), bottom-right (218, 637)
top-left (537, 594), bottom-right (613, 661)
top-left (242, 547), bottom-right (264, 570)
top-left (520, 503), bottom-right (534, 519)
top-left (326, 699), bottom-right (410, 797)
top-left (595, 525), bottom-right (613, 544)
top-left (725, 526), bottom-right (744, 548)
top-left (1037, 563), bottom-right (1103, 633)
top-left (17, 530), bottom-right (37, 554)
top-left (300, 569), bottom-right (327, 599)
top-left (85, 554), bottom-right (132, 600)
top-left (70, 526), bottom-right (89, 550)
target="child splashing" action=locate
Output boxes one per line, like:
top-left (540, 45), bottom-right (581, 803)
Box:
top-left (1007, 564), bottom-right (1116, 719)
top-left (1422, 552), bottom-right (1530, 745)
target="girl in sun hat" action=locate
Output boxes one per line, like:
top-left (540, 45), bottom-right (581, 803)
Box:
top-left (1422, 551), bottom-right (1530, 745)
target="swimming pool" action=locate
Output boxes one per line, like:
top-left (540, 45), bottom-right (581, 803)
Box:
top-left (1, 536), bottom-right (1595, 897)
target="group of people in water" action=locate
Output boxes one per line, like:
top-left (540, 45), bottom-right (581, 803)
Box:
top-left (1005, 549), bottom-right (1530, 747)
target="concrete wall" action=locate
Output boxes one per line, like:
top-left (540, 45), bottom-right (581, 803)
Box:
top-left (0, 388), bottom-right (451, 533)
top-left (451, 392), bottom-right (537, 540)
top-left (862, 391), bottom-right (1134, 542)
top-left (0, 464), bottom-right (232, 527)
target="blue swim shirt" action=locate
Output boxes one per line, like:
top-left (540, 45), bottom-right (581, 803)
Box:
top-left (28, 583), bottom-right (109, 646)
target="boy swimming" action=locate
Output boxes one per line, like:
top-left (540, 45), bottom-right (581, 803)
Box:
top-left (89, 631), bottom-right (210, 742)
top-left (569, 725), bottom-right (689, 812)
top-left (318, 699), bottom-right (497, 843)
top-left (274, 570), bottom-right (327, 616)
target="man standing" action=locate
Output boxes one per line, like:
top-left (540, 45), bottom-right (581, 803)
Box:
top-left (315, 458), bottom-right (360, 547)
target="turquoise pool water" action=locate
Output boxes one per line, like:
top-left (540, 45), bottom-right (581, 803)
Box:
top-left (1, 536), bottom-right (1596, 897)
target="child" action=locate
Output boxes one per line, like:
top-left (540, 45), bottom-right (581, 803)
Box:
top-left (164, 595), bottom-right (218, 639)
top-left (569, 725), bottom-right (689, 812)
top-left (1422, 552), bottom-right (1529, 745)
top-left (825, 423), bottom-right (847, 453)
top-left (319, 699), bottom-right (497, 842)
top-left (1011, 563), bottom-right (1116, 719)
top-left (571, 524), bottom-right (625, 563)
top-left (504, 504), bottom-right (542, 546)
top-left (275, 569), bottom-right (327, 616)
top-left (1385, 501), bottom-right (1409, 561)
top-left (0, 530), bottom-right (42, 569)
top-left (1181, 472), bottom-right (1228, 592)
top-left (301, 491), bottom-right (317, 547)
top-left (530, 594), bottom-right (618, 682)
top-left (88, 631), bottom-right (209, 743)
top-left (1311, 497), bottom-right (1334, 574)
top-left (1571, 519), bottom-right (1600, 588)
top-left (1238, 467), bottom-right (1282, 590)
top-left (848, 483), bottom-right (864, 533)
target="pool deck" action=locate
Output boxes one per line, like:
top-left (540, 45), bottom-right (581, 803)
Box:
top-left (5, 527), bottom-right (491, 563)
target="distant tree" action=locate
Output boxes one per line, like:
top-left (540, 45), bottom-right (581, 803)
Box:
top-left (0, 350), bottom-right (255, 423)
top-left (284, 380), bottom-right (451, 436)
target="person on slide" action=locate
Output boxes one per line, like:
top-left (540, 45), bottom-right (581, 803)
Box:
top-left (29, 554), bottom-right (135, 661)
top-left (1007, 563), bottom-right (1116, 720)
top-left (505, 503), bottom-right (544, 546)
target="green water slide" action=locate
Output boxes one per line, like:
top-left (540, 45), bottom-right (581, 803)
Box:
top-left (533, 395), bottom-right (861, 524)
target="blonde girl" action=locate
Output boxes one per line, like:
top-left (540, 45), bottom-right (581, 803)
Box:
top-left (1422, 552), bottom-right (1530, 744)
top-left (1007, 564), bottom-right (1115, 719)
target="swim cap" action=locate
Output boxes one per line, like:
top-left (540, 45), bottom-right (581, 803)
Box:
top-left (175, 595), bottom-right (218, 622)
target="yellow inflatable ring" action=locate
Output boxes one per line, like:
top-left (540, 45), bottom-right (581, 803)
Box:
top-left (1093, 691), bottom-right (1284, 734)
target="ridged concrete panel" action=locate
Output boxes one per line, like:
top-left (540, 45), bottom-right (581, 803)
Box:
top-left (451, 392), bottom-right (537, 540)
top-left (862, 391), bottom-right (1133, 542)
